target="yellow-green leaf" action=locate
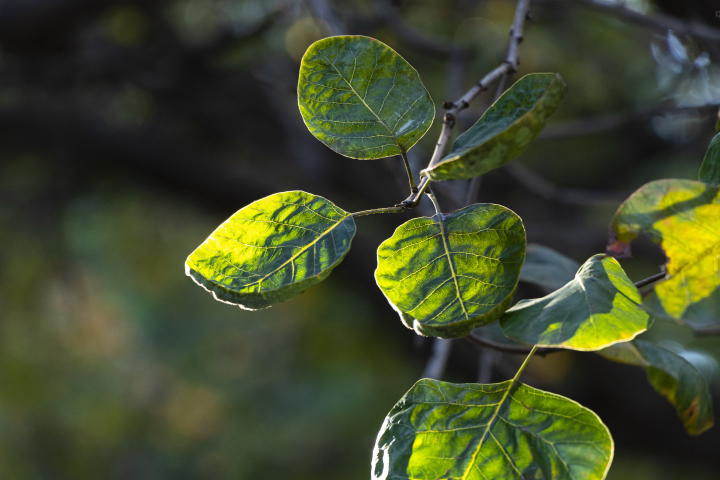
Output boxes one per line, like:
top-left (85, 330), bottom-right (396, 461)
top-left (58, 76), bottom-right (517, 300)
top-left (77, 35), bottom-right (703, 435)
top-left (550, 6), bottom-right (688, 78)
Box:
top-left (372, 379), bottom-right (613, 480)
top-left (375, 204), bottom-right (526, 338)
top-left (598, 340), bottom-right (714, 435)
top-left (186, 191), bottom-right (355, 310)
top-left (298, 35), bottom-right (434, 160)
top-left (500, 254), bottom-right (650, 351)
top-left (422, 73), bottom-right (567, 181)
top-left (607, 179), bottom-right (720, 329)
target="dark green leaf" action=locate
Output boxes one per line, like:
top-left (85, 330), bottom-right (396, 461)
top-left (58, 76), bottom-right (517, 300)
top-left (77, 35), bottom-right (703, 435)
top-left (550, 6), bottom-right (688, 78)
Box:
top-left (598, 340), bottom-right (714, 435)
top-left (500, 254), bottom-right (650, 350)
top-left (298, 35), bottom-right (434, 160)
top-left (375, 204), bottom-right (525, 338)
top-left (422, 73), bottom-right (567, 181)
top-left (186, 191), bottom-right (355, 309)
top-left (607, 179), bottom-right (720, 329)
top-left (372, 379), bottom-right (613, 480)
top-left (699, 132), bottom-right (720, 187)
top-left (520, 243), bottom-right (580, 291)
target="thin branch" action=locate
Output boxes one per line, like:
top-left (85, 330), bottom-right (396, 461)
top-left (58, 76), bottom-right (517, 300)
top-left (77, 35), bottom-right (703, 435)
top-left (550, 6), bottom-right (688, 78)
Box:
top-left (505, 163), bottom-right (627, 207)
top-left (422, 338), bottom-right (454, 379)
top-left (540, 103), bottom-right (720, 140)
top-left (400, 0), bottom-right (532, 209)
top-left (635, 271), bottom-right (667, 289)
top-left (536, 0), bottom-right (720, 43)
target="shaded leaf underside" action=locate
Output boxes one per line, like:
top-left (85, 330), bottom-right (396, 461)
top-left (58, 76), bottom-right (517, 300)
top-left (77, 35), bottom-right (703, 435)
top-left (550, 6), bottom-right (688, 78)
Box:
top-left (500, 254), bottom-right (650, 351)
top-left (372, 379), bottom-right (613, 480)
top-left (375, 204), bottom-right (525, 338)
top-left (520, 243), bottom-right (580, 291)
top-left (186, 191), bottom-right (355, 310)
top-left (298, 35), bottom-right (434, 159)
top-left (598, 340), bottom-right (714, 435)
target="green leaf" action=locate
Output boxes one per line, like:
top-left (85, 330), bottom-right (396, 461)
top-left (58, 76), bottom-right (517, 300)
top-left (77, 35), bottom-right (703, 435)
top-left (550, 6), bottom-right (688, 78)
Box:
top-left (699, 132), bottom-right (720, 187)
top-left (298, 35), bottom-right (434, 160)
top-left (520, 243), bottom-right (580, 291)
top-left (372, 379), bottom-right (613, 480)
top-left (500, 254), bottom-right (650, 350)
top-left (375, 204), bottom-right (525, 338)
top-left (422, 73), bottom-right (567, 181)
top-left (607, 179), bottom-right (720, 329)
top-left (598, 340), bottom-right (714, 435)
top-left (185, 191), bottom-right (355, 310)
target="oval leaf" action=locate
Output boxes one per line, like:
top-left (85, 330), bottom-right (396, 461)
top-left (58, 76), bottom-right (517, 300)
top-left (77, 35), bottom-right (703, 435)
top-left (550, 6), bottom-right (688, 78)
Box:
top-left (375, 204), bottom-right (526, 338)
top-left (520, 243), bottom-right (580, 291)
top-left (186, 191), bottom-right (356, 310)
top-left (422, 73), bottom-right (567, 181)
top-left (598, 340), bottom-right (714, 435)
top-left (298, 35), bottom-right (434, 160)
top-left (500, 254), bottom-right (650, 350)
top-left (699, 132), bottom-right (720, 187)
top-left (607, 179), bottom-right (720, 329)
top-left (372, 379), bottom-right (613, 480)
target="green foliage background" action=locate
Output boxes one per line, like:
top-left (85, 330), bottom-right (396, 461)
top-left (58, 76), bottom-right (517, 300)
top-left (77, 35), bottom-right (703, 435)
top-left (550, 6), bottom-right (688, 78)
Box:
top-left (1, 0), bottom-right (720, 478)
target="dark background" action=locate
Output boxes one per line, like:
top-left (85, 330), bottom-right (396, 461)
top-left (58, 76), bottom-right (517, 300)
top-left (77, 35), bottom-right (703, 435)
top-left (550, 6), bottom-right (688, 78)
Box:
top-left (1, 0), bottom-right (720, 478)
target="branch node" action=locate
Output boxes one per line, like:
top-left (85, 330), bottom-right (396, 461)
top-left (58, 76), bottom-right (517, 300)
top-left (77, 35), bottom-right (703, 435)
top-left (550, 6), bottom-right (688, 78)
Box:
top-left (525, 11), bottom-right (532, 21)
top-left (458, 100), bottom-right (469, 110)
top-left (442, 100), bottom-right (454, 110)
top-left (443, 112), bottom-right (456, 127)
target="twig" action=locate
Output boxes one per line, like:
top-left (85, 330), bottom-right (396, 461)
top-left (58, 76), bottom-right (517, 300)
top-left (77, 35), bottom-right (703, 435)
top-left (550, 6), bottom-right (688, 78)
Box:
top-left (422, 338), bottom-right (453, 379)
top-left (467, 332), bottom-right (562, 356)
top-left (505, 163), bottom-right (627, 207)
top-left (635, 271), bottom-right (667, 289)
top-left (535, 0), bottom-right (720, 43)
top-left (540, 103), bottom-right (720, 140)
top-left (399, 0), bottom-right (532, 209)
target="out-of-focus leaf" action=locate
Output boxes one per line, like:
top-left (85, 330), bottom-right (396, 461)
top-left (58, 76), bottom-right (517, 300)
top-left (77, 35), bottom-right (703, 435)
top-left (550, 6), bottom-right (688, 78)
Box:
top-left (421, 73), bottom-right (567, 181)
top-left (607, 179), bottom-right (720, 329)
top-left (699, 132), bottom-right (720, 187)
top-left (500, 254), bottom-right (650, 350)
top-left (298, 35), bottom-right (434, 160)
top-left (520, 243), bottom-right (580, 290)
top-left (598, 340), bottom-right (714, 435)
top-left (375, 204), bottom-right (525, 338)
top-left (372, 379), bottom-right (613, 480)
top-left (186, 191), bottom-right (355, 309)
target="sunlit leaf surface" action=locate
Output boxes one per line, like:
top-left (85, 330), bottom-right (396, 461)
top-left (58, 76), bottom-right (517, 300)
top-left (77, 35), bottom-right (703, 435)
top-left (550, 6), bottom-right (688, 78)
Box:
top-left (375, 204), bottom-right (525, 338)
top-left (520, 243), bottom-right (580, 291)
top-left (422, 73), bottom-right (567, 181)
top-left (298, 35), bottom-right (434, 159)
top-left (607, 179), bottom-right (720, 329)
top-left (372, 379), bottom-right (613, 480)
top-left (699, 132), bottom-right (720, 187)
top-left (186, 191), bottom-right (355, 309)
top-left (500, 254), bottom-right (650, 350)
top-left (598, 340), bottom-right (714, 435)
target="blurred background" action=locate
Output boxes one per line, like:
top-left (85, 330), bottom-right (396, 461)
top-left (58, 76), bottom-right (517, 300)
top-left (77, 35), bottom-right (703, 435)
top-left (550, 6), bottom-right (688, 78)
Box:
top-left (1, 0), bottom-right (720, 478)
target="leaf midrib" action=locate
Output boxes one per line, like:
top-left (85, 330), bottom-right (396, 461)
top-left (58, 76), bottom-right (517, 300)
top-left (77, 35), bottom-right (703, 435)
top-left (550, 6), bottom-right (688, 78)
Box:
top-left (436, 217), bottom-right (469, 321)
top-left (240, 215), bottom-right (350, 289)
top-left (319, 51), bottom-right (402, 152)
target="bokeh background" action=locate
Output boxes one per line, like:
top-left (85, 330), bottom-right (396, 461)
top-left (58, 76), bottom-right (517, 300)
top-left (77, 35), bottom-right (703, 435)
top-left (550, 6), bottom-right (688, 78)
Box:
top-left (1, 0), bottom-right (720, 478)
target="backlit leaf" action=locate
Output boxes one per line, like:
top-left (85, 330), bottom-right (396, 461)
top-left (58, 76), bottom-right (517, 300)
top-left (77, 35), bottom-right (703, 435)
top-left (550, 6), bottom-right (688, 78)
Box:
top-left (500, 254), bottom-right (650, 350)
top-left (422, 73), bottom-right (567, 181)
top-left (186, 191), bottom-right (355, 310)
top-left (520, 243), bottom-right (580, 291)
top-left (372, 379), bottom-right (613, 480)
top-left (298, 35), bottom-right (434, 160)
top-left (607, 179), bottom-right (720, 329)
top-left (375, 204), bottom-right (525, 338)
top-left (699, 132), bottom-right (720, 187)
top-left (598, 340), bottom-right (714, 435)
